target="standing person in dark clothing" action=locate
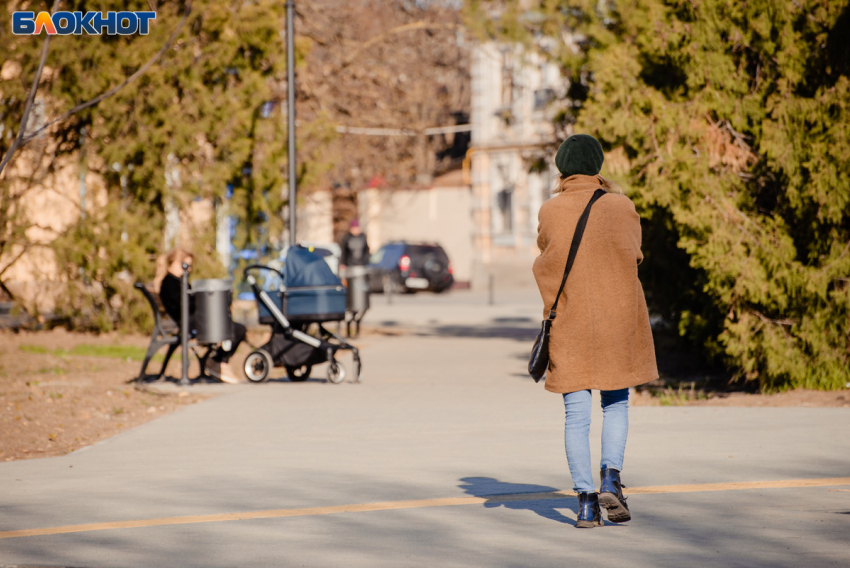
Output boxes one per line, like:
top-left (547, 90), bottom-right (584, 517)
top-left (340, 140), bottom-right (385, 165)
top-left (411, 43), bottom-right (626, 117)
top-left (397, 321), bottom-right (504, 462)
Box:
top-left (339, 219), bottom-right (370, 271)
top-left (158, 248), bottom-right (246, 384)
top-left (339, 219), bottom-right (371, 336)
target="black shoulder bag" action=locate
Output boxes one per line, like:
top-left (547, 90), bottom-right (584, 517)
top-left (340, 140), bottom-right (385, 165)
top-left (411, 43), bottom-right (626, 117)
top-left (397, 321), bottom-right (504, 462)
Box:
top-left (528, 188), bottom-right (606, 382)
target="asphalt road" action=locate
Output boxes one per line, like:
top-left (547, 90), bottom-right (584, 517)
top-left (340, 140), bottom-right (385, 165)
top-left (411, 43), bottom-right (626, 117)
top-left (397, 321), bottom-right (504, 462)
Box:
top-left (1, 290), bottom-right (848, 567)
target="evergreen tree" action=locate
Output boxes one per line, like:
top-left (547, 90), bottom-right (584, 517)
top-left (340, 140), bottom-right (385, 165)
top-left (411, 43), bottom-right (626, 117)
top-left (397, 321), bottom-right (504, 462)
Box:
top-left (466, 0), bottom-right (850, 390)
top-left (2, 0), bottom-right (322, 329)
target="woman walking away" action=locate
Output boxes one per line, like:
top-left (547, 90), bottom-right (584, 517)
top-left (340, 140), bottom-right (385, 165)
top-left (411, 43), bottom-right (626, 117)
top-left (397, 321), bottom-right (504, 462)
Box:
top-left (533, 134), bottom-right (658, 528)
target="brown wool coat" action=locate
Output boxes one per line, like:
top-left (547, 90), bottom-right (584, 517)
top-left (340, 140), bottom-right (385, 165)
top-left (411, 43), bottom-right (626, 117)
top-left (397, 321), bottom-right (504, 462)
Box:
top-left (532, 175), bottom-right (659, 394)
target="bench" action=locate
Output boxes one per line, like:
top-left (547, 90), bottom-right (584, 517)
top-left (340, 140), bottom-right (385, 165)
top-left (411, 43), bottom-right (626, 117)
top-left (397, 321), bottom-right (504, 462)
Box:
top-left (134, 282), bottom-right (214, 382)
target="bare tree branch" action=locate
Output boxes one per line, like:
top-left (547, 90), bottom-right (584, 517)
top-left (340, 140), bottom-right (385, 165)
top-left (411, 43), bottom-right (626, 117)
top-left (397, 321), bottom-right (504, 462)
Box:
top-left (0, 1), bottom-right (194, 177)
top-left (0, 0), bottom-right (62, 178)
top-left (820, 240), bottom-right (850, 274)
top-left (0, 279), bottom-right (20, 304)
top-left (0, 245), bottom-right (31, 281)
top-left (339, 20), bottom-right (464, 71)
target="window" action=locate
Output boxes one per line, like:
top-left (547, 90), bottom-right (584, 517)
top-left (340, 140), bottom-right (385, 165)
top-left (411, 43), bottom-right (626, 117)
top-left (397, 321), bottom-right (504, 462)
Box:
top-left (369, 248), bottom-right (385, 265)
top-left (497, 188), bottom-right (513, 233)
top-left (534, 88), bottom-right (556, 110)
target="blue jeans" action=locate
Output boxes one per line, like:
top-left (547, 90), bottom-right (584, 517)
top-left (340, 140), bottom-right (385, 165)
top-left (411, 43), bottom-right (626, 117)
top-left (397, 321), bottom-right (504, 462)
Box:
top-left (562, 388), bottom-right (629, 494)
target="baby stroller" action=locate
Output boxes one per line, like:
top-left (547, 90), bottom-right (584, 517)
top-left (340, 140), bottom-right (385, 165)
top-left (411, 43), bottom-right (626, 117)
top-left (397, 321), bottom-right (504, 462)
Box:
top-left (242, 246), bottom-right (362, 384)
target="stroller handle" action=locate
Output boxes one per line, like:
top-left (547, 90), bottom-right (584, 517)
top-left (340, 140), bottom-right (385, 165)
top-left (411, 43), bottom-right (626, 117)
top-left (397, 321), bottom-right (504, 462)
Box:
top-left (242, 264), bottom-right (285, 282)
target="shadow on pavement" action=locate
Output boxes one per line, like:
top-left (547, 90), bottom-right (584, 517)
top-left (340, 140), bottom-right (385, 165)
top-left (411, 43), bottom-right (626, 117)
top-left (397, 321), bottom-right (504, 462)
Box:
top-left (2, 470), bottom-right (849, 567)
top-left (458, 477), bottom-right (577, 525)
top-left (133, 375), bottom-right (225, 385)
top-left (415, 322), bottom-right (539, 341)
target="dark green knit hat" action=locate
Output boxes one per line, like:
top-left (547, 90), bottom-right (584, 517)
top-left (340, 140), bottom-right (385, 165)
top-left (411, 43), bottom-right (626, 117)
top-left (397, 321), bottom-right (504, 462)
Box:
top-left (555, 134), bottom-right (604, 177)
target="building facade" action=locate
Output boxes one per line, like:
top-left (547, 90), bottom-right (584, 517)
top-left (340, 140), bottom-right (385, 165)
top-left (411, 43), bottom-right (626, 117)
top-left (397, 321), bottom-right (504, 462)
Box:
top-left (469, 41), bottom-right (565, 269)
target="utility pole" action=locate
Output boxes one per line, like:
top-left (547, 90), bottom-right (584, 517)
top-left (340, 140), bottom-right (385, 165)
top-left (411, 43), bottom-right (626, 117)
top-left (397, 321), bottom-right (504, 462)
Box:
top-left (286, 0), bottom-right (297, 247)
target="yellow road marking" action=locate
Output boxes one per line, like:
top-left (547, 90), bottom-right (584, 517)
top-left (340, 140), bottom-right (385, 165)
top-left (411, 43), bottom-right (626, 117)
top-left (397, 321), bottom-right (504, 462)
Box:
top-left (1, 477), bottom-right (848, 540)
top-left (625, 478), bottom-right (850, 495)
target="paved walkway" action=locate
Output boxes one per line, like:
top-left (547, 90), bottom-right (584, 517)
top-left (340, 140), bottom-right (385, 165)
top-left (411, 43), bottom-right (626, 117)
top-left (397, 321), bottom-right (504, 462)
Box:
top-left (1, 290), bottom-right (849, 567)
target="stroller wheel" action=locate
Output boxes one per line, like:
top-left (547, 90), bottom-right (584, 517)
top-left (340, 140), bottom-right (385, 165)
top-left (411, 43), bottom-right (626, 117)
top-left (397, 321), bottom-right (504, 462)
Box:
top-left (286, 364), bottom-right (312, 382)
top-left (327, 361), bottom-right (346, 384)
top-left (244, 350), bottom-right (273, 383)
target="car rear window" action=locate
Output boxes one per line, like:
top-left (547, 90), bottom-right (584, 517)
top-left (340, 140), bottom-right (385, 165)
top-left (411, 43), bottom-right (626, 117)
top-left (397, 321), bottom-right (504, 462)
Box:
top-left (371, 244), bottom-right (404, 267)
top-left (406, 245), bottom-right (447, 259)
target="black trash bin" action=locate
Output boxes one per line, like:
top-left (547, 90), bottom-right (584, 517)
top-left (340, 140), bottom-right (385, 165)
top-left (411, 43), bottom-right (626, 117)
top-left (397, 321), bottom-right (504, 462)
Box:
top-left (345, 265), bottom-right (370, 313)
top-left (193, 278), bottom-right (233, 344)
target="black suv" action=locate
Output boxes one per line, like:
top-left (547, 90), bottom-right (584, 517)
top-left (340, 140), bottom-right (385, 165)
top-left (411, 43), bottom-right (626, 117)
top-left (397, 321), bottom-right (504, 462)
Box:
top-left (368, 242), bottom-right (454, 294)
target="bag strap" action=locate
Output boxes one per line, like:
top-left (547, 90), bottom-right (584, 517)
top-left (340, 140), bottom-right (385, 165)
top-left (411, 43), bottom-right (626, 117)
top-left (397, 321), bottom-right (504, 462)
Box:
top-left (547, 188), bottom-right (606, 320)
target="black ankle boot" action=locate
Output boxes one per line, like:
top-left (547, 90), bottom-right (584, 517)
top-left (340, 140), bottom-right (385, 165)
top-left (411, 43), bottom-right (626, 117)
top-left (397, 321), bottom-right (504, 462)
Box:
top-left (575, 492), bottom-right (603, 528)
top-left (598, 468), bottom-right (631, 522)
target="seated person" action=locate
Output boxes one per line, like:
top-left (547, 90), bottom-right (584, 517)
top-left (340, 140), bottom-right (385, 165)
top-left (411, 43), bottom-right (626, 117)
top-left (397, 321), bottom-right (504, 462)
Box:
top-left (158, 248), bottom-right (246, 384)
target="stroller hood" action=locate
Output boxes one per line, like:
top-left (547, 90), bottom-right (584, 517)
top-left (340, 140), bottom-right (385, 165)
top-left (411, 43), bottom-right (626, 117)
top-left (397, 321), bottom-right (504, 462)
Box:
top-left (285, 246), bottom-right (343, 288)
